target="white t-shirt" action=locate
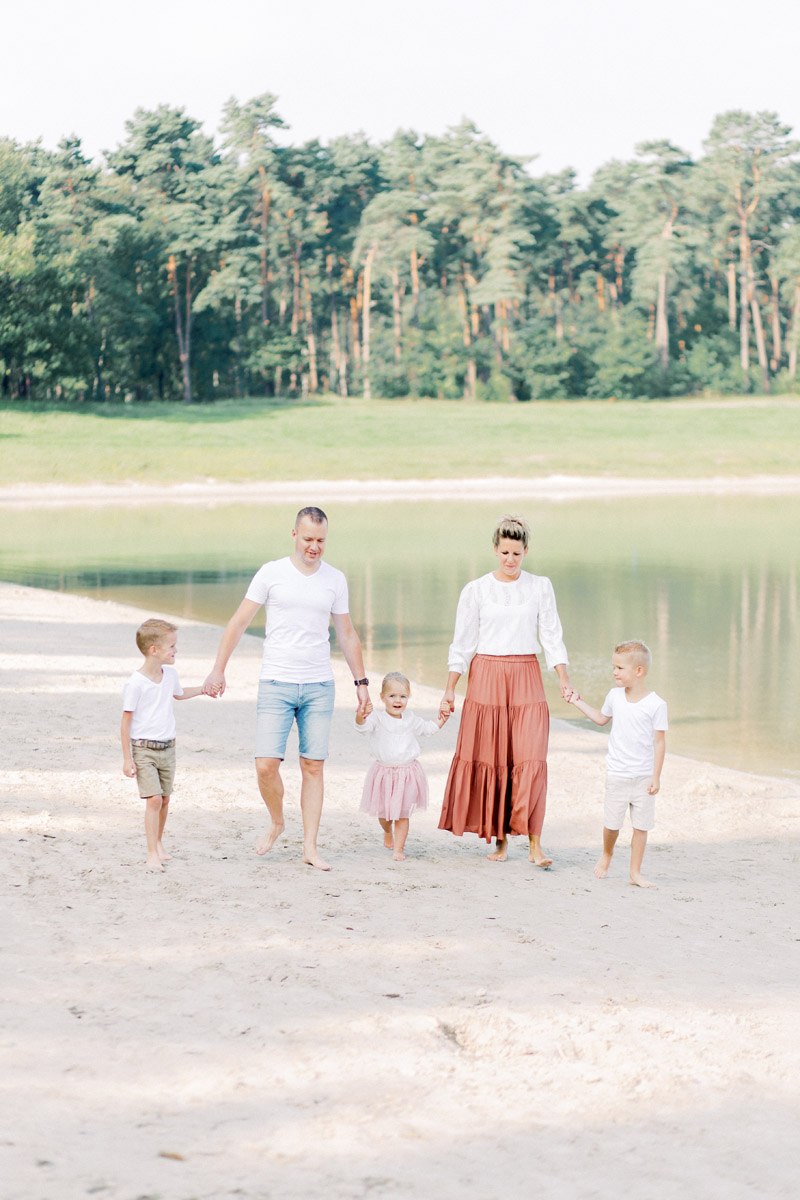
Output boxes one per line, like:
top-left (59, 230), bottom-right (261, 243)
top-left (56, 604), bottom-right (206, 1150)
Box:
top-left (357, 709), bottom-right (441, 765)
top-left (245, 557), bottom-right (350, 683)
top-left (601, 687), bottom-right (669, 777)
top-left (448, 571), bottom-right (568, 674)
top-left (122, 666), bottom-right (183, 740)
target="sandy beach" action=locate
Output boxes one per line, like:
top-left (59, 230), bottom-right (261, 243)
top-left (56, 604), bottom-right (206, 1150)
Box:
top-left (2, 473), bottom-right (800, 508)
top-left (2, 580), bottom-right (799, 1200)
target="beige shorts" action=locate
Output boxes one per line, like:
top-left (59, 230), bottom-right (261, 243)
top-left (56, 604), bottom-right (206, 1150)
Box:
top-left (604, 773), bottom-right (655, 832)
top-left (131, 741), bottom-right (176, 799)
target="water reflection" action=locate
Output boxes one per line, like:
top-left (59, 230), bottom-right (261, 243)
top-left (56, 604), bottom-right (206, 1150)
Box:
top-left (1, 497), bottom-right (797, 777)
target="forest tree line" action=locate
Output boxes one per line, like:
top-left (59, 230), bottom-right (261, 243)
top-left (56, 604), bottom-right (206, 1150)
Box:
top-left (2, 99), bottom-right (800, 403)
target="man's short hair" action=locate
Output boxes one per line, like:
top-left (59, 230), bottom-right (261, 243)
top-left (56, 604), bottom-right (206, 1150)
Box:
top-left (295, 506), bottom-right (328, 527)
top-left (136, 618), bottom-right (177, 654)
top-left (614, 639), bottom-right (652, 671)
top-left (492, 514), bottom-right (530, 549)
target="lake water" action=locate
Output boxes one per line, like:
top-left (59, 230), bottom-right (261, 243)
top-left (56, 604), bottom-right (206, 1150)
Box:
top-left (2, 496), bottom-right (798, 779)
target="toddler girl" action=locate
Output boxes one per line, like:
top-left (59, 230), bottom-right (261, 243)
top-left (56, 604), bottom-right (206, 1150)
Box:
top-left (356, 671), bottom-right (449, 860)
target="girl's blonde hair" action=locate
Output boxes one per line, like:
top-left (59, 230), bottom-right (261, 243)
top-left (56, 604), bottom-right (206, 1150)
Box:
top-left (381, 671), bottom-right (410, 695)
top-left (492, 514), bottom-right (530, 549)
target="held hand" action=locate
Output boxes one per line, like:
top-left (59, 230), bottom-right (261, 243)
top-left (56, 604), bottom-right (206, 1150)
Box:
top-left (559, 679), bottom-right (573, 701)
top-left (356, 684), bottom-right (371, 717)
top-left (203, 668), bottom-right (226, 698)
top-left (439, 692), bottom-right (455, 721)
top-left (436, 709), bottom-right (451, 727)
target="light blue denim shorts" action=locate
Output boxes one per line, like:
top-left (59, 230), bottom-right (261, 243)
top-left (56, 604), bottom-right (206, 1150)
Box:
top-left (255, 679), bottom-right (335, 760)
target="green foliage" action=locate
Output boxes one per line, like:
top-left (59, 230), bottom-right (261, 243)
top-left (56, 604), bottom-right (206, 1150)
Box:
top-left (4, 107), bottom-right (800, 403)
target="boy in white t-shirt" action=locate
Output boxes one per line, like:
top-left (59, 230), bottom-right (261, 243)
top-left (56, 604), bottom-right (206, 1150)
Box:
top-left (121, 619), bottom-right (204, 872)
top-left (569, 640), bottom-right (668, 888)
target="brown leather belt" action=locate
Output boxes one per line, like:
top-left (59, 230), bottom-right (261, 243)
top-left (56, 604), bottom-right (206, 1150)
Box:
top-left (131, 738), bottom-right (175, 750)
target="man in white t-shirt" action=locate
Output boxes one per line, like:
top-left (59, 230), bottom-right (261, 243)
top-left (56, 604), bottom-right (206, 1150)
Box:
top-left (203, 507), bottom-right (371, 871)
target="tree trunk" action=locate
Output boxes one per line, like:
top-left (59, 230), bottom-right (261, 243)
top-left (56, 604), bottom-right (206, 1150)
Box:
top-left (392, 266), bottom-right (402, 363)
top-left (655, 272), bottom-right (669, 375)
top-left (727, 261), bottom-right (737, 330)
top-left (459, 278), bottom-right (476, 401)
top-left (303, 274), bottom-right (318, 393)
top-left (770, 276), bottom-right (781, 371)
top-left (168, 253), bottom-right (193, 405)
top-left (789, 284), bottom-right (800, 378)
top-left (291, 246), bottom-right (302, 337)
top-left (739, 230), bottom-right (750, 382)
top-left (749, 281), bottom-right (770, 392)
top-left (258, 168), bottom-right (271, 324)
top-left (362, 245), bottom-right (376, 401)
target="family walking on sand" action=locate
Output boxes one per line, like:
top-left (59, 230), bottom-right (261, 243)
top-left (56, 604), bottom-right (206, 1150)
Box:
top-left (121, 507), bottom-right (668, 885)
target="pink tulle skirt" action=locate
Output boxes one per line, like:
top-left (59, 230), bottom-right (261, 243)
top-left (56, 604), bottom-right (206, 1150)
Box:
top-left (360, 759), bottom-right (429, 820)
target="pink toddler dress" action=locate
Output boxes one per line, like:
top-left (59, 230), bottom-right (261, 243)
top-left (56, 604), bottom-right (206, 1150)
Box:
top-left (357, 709), bottom-right (441, 820)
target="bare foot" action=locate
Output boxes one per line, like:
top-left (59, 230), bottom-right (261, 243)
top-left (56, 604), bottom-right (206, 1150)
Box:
top-left (384, 833), bottom-right (394, 849)
top-left (630, 873), bottom-right (655, 889)
top-left (146, 854), bottom-right (165, 873)
top-left (528, 850), bottom-right (553, 867)
top-left (487, 839), bottom-right (508, 862)
top-left (392, 850), bottom-right (405, 861)
top-left (157, 844), bottom-right (172, 863)
top-left (255, 822), bottom-right (285, 856)
top-left (303, 852), bottom-right (331, 871)
top-left (594, 854), bottom-right (612, 879)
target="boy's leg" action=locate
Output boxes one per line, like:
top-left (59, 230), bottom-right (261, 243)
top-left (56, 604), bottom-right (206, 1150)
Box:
top-left (379, 818), bottom-right (394, 848)
top-left (299, 756), bottom-right (329, 870)
top-left (594, 826), bottom-right (619, 879)
top-left (630, 828), bottom-right (654, 888)
top-left (254, 758), bottom-right (286, 855)
top-left (157, 796), bottom-right (171, 862)
top-left (144, 795), bottom-right (165, 872)
top-left (392, 818), bottom-right (409, 861)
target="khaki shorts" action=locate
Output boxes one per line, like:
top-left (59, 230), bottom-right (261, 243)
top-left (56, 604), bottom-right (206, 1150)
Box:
top-left (604, 773), bottom-right (655, 832)
top-left (131, 740), bottom-right (176, 799)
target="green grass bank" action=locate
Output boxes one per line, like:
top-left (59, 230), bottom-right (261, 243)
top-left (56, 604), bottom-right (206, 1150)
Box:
top-left (2, 395), bottom-right (799, 485)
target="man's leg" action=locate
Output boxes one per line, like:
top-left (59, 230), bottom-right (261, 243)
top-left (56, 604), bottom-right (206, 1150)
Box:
top-left (296, 681), bottom-right (335, 871)
top-left (254, 757), bottom-right (286, 855)
top-left (298, 756), bottom-right (329, 870)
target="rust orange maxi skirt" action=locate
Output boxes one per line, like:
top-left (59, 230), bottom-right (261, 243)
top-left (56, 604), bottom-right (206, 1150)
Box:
top-left (438, 654), bottom-right (549, 842)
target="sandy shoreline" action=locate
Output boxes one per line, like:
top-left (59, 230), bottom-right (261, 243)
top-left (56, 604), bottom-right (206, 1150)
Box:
top-left (3, 473), bottom-right (800, 507)
top-left (2, 582), bottom-right (799, 1199)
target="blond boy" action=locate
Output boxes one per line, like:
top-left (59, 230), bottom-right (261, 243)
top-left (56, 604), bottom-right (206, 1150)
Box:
top-left (121, 619), bottom-right (203, 872)
top-left (569, 640), bottom-right (667, 888)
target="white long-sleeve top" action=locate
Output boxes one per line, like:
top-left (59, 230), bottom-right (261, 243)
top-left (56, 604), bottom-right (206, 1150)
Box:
top-left (447, 571), bottom-right (568, 675)
top-left (356, 709), bottom-right (441, 765)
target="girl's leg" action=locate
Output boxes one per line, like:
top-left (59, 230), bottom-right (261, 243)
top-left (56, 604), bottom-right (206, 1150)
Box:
top-left (144, 795), bottom-right (165, 872)
top-left (392, 818), bottom-right (409, 860)
top-left (378, 818), bottom-right (394, 849)
top-left (157, 796), bottom-right (171, 861)
top-left (630, 828), bottom-right (654, 888)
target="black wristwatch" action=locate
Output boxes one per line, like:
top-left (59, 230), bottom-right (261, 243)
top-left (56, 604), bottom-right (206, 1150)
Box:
top-left (353, 677), bottom-right (369, 687)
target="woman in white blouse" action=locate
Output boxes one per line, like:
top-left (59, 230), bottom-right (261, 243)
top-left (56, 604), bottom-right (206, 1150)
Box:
top-left (438, 515), bottom-right (572, 863)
